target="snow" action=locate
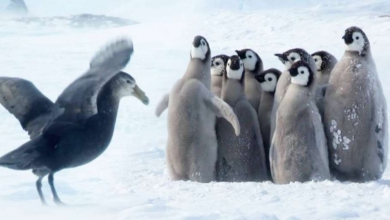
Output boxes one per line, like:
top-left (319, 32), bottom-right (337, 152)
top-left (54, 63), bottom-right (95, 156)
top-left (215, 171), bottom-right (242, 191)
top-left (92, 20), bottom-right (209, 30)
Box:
top-left (0, 0), bottom-right (390, 219)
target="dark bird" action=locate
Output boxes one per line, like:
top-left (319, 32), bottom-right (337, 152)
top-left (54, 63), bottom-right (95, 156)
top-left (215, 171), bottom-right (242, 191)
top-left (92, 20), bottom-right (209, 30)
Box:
top-left (0, 38), bottom-right (149, 205)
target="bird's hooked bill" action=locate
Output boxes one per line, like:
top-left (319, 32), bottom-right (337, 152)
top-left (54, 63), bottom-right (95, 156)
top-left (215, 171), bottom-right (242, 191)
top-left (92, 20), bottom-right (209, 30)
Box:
top-left (133, 85), bottom-right (149, 105)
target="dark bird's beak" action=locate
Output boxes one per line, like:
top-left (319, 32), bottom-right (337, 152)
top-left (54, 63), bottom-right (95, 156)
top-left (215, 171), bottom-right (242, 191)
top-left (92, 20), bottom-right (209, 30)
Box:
top-left (133, 85), bottom-right (149, 105)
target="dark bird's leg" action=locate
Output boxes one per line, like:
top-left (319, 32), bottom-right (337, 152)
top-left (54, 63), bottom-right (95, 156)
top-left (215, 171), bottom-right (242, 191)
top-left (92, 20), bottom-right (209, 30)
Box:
top-left (36, 176), bottom-right (47, 205)
top-left (48, 173), bottom-right (65, 205)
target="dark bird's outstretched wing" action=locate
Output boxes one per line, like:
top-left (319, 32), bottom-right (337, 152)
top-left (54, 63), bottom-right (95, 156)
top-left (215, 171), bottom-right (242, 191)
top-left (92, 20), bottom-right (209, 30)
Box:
top-left (44, 38), bottom-right (134, 133)
top-left (0, 77), bottom-right (53, 139)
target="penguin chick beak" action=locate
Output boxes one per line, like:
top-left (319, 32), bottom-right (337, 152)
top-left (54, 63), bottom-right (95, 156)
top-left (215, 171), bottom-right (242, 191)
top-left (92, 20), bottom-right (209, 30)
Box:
top-left (275, 53), bottom-right (287, 64)
top-left (342, 33), bottom-right (353, 45)
top-left (255, 75), bottom-right (265, 83)
top-left (192, 36), bottom-right (202, 48)
top-left (235, 50), bottom-right (246, 59)
top-left (288, 68), bottom-right (298, 77)
top-left (274, 53), bottom-right (283, 58)
top-left (133, 85), bottom-right (149, 105)
top-left (230, 59), bottom-right (241, 70)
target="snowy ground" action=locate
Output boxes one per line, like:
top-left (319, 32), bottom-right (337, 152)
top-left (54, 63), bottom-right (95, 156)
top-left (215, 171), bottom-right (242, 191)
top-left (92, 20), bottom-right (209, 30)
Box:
top-left (0, 0), bottom-right (390, 219)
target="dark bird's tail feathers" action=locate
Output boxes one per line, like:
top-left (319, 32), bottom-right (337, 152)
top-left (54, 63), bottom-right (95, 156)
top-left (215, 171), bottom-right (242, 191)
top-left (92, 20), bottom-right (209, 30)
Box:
top-left (0, 135), bottom-right (53, 171)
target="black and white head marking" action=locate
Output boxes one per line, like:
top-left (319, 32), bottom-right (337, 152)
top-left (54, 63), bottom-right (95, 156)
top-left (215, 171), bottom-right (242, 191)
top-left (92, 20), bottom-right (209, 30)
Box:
top-left (274, 53), bottom-right (288, 66)
top-left (288, 61), bottom-right (314, 87)
top-left (312, 54), bottom-right (323, 72)
top-left (190, 35), bottom-right (210, 60)
top-left (311, 51), bottom-right (332, 72)
top-left (226, 55), bottom-right (244, 82)
top-left (342, 26), bottom-right (369, 56)
top-left (255, 68), bottom-right (281, 93)
top-left (211, 54), bottom-right (229, 76)
top-left (275, 48), bottom-right (311, 68)
top-left (235, 49), bottom-right (262, 73)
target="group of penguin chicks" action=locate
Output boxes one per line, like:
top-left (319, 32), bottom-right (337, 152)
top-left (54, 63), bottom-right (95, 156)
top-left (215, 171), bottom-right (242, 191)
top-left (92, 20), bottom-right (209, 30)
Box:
top-left (156, 26), bottom-right (388, 184)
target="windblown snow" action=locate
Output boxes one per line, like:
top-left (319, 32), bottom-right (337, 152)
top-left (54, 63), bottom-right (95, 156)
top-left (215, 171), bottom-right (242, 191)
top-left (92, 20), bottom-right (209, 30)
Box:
top-left (0, 0), bottom-right (389, 219)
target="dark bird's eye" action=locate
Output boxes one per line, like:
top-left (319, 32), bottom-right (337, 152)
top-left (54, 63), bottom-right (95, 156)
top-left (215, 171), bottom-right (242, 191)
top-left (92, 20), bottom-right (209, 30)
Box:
top-left (267, 77), bottom-right (272, 81)
top-left (355, 36), bottom-right (360, 40)
top-left (248, 55), bottom-right (252, 58)
top-left (202, 42), bottom-right (206, 46)
top-left (300, 71), bottom-right (304, 74)
top-left (314, 59), bottom-right (318, 62)
top-left (291, 57), bottom-right (296, 61)
top-left (126, 80), bottom-right (131, 83)
top-left (215, 62), bottom-right (220, 66)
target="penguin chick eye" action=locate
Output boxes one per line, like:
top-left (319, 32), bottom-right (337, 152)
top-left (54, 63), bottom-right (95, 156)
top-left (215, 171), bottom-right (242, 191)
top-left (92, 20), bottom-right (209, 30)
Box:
top-left (126, 80), bottom-right (132, 83)
top-left (355, 36), bottom-right (360, 40)
top-left (300, 71), bottom-right (304, 74)
top-left (215, 62), bottom-right (220, 66)
top-left (291, 57), bottom-right (296, 61)
top-left (248, 55), bottom-right (252, 58)
top-left (314, 59), bottom-right (318, 62)
top-left (267, 77), bottom-right (272, 81)
top-left (202, 42), bottom-right (206, 46)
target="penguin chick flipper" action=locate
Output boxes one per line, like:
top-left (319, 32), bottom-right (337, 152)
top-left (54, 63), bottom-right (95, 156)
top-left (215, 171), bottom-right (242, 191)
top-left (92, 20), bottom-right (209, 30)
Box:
top-left (204, 94), bottom-right (240, 136)
top-left (155, 93), bottom-right (170, 117)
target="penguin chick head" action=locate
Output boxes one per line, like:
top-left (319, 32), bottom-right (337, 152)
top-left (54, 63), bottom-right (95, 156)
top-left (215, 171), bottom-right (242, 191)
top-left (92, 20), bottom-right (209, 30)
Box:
top-left (343, 26), bottom-right (369, 56)
top-left (275, 48), bottom-right (310, 69)
top-left (190, 35), bottom-right (210, 61)
top-left (311, 51), bottom-right (332, 72)
top-left (289, 61), bottom-right (314, 87)
top-left (235, 49), bottom-right (262, 73)
top-left (255, 68), bottom-right (281, 93)
top-left (211, 54), bottom-right (229, 76)
top-left (113, 72), bottom-right (149, 105)
top-left (226, 55), bottom-right (244, 80)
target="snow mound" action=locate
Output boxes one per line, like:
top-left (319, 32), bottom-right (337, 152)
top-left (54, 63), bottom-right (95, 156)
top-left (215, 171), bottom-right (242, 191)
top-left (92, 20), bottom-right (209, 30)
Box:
top-left (5, 0), bottom-right (28, 17)
top-left (0, 14), bottom-right (137, 30)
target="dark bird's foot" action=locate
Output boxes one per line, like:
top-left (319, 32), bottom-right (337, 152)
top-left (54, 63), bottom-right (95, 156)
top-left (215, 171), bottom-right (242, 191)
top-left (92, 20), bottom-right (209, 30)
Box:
top-left (36, 176), bottom-right (48, 206)
top-left (54, 198), bottom-right (67, 206)
top-left (48, 173), bottom-right (67, 206)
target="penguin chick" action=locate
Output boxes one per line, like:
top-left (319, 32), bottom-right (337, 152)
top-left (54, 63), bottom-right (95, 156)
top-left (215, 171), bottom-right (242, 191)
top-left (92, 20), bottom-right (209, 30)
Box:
top-left (235, 49), bottom-right (263, 113)
top-left (311, 51), bottom-right (338, 86)
top-left (161, 36), bottom-right (240, 183)
top-left (324, 26), bottom-right (388, 182)
top-left (311, 51), bottom-right (338, 118)
top-left (270, 61), bottom-right (330, 184)
top-left (217, 55), bottom-right (268, 182)
top-left (255, 68), bottom-right (281, 179)
top-left (211, 54), bottom-right (229, 97)
top-left (271, 48), bottom-right (317, 153)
